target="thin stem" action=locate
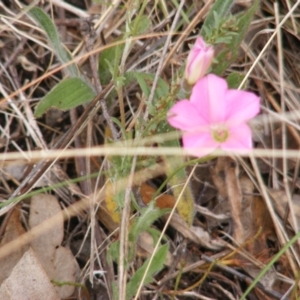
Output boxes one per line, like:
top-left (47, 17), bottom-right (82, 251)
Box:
top-left (80, 19), bottom-right (119, 141)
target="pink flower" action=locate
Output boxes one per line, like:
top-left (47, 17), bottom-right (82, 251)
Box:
top-left (185, 37), bottom-right (214, 85)
top-left (168, 74), bottom-right (260, 157)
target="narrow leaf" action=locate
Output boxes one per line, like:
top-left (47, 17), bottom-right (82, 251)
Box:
top-left (226, 72), bottom-right (245, 89)
top-left (98, 42), bottom-right (125, 85)
top-left (34, 78), bottom-right (96, 117)
top-left (129, 72), bottom-right (169, 100)
top-left (126, 244), bottom-right (168, 300)
top-left (132, 15), bottom-right (151, 35)
top-left (212, 0), bottom-right (260, 75)
top-left (200, 0), bottom-right (235, 38)
top-left (129, 203), bottom-right (168, 244)
top-left (28, 7), bottom-right (78, 77)
top-left (129, 71), bottom-right (169, 116)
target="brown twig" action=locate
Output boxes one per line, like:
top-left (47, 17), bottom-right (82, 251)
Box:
top-left (80, 18), bottom-right (119, 141)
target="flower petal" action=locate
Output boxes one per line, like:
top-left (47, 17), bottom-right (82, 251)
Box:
top-left (224, 90), bottom-right (260, 126)
top-left (182, 131), bottom-right (219, 157)
top-left (221, 124), bottom-right (253, 152)
top-left (167, 100), bottom-right (207, 130)
top-left (190, 74), bottom-right (228, 124)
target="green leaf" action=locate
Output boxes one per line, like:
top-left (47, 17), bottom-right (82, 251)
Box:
top-left (132, 15), bottom-right (151, 35)
top-left (106, 201), bottom-right (167, 265)
top-left (135, 73), bottom-right (150, 97)
top-left (146, 227), bottom-right (161, 247)
top-left (200, 0), bottom-right (235, 38)
top-left (98, 42), bottom-right (125, 85)
top-left (128, 71), bottom-right (169, 115)
top-left (129, 72), bottom-right (169, 99)
top-left (212, 0), bottom-right (260, 75)
top-left (107, 240), bottom-right (120, 264)
top-left (126, 244), bottom-right (168, 300)
top-left (234, 0), bottom-right (260, 51)
top-left (34, 78), bottom-right (96, 117)
top-left (129, 202), bottom-right (168, 245)
top-left (226, 72), bottom-right (245, 89)
top-left (214, 35), bottom-right (235, 44)
top-left (28, 7), bottom-right (78, 77)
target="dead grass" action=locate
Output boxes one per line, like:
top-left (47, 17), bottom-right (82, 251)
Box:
top-left (1, 0), bottom-right (300, 299)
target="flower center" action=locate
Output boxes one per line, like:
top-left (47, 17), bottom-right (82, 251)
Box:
top-left (212, 126), bottom-right (229, 143)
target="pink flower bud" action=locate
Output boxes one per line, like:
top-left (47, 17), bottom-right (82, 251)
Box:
top-left (184, 37), bottom-right (214, 86)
